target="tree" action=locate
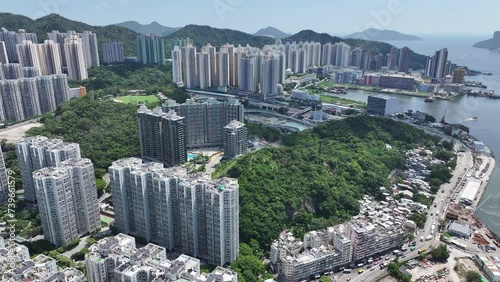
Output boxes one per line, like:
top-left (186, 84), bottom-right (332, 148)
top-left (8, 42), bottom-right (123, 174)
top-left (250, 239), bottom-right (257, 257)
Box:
top-left (425, 114), bottom-right (436, 123)
top-left (465, 271), bottom-right (482, 282)
top-left (430, 244), bottom-right (450, 262)
top-left (406, 233), bottom-right (415, 242)
top-left (319, 276), bottom-right (330, 282)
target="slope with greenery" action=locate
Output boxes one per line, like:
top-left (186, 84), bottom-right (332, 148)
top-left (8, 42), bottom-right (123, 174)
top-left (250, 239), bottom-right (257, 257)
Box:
top-left (214, 116), bottom-right (439, 247)
top-left (0, 13), bottom-right (138, 56)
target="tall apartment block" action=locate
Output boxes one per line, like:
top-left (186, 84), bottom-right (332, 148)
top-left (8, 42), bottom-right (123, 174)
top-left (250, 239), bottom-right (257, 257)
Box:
top-left (260, 54), bottom-right (280, 100)
top-left (85, 233), bottom-right (238, 282)
top-left (34, 157), bottom-right (99, 246)
top-left (171, 46), bottom-right (183, 85)
top-left (2, 63), bottom-right (23, 79)
top-left (136, 34), bottom-right (165, 65)
top-left (102, 41), bottom-right (124, 64)
top-left (81, 31), bottom-right (100, 67)
top-left (0, 145), bottom-right (9, 204)
top-left (182, 44), bottom-right (197, 88)
top-left (109, 159), bottom-right (239, 266)
top-left (223, 120), bottom-right (248, 159)
top-left (64, 33), bottom-right (88, 80)
top-left (16, 40), bottom-right (41, 72)
top-left (33, 167), bottom-right (79, 246)
top-left (0, 41), bottom-right (9, 64)
top-left (137, 106), bottom-right (187, 167)
top-left (161, 98), bottom-right (244, 147)
top-left (36, 40), bottom-right (63, 75)
top-left (0, 79), bottom-right (25, 122)
top-left (16, 136), bottom-right (81, 202)
top-left (0, 28), bottom-right (38, 63)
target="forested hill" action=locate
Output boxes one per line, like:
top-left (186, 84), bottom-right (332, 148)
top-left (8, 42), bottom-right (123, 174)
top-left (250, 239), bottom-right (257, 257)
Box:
top-left (214, 116), bottom-right (439, 248)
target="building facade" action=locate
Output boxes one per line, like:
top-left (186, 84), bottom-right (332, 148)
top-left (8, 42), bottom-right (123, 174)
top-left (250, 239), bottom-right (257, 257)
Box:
top-left (223, 120), bottom-right (248, 159)
top-left (367, 95), bottom-right (400, 116)
top-left (136, 34), bottom-right (165, 65)
top-left (109, 160), bottom-right (239, 266)
top-left (102, 42), bottom-right (125, 64)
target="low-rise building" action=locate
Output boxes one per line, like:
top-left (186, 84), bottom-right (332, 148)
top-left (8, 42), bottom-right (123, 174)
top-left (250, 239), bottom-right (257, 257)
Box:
top-left (447, 221), bottom-right (471, 238)
top-left (85, 233), bottom-right (237, 282)
top-left (473, 255), bottom-right (500, 282)
top-left (367, 95), bottom-right (400, 116)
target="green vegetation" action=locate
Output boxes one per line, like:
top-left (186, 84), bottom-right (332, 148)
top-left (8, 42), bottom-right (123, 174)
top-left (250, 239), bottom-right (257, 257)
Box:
top-left (319, 94), bottom-right (367, 108)
top-left (464, 270), bottom-right (483, 282)
top-left (408, 212), bottom-right (427, 228)
top-left (231, 243), bottom-right (268, 282)
top-left (431, 244), bottom-right (450, 262)
top-left (247, 123), bottom-right (283, 142)
top-left (55, 238), bottom-right (80, 253)
top-left (70, 64), bottom-right (188, 102)
top-left (413, 192), bottom-right (433, 207)
top-left (406, 233), bottom-right (415, 242)
top-left (215, 116), bottom-right (439, 247)
top-left (0, 139), bottom-right (22, 189)
top-left (115, 95), bottom-right (160, 104)
top-left (0, 13), bottom-right (138, 56)
top-left (441, 231), bottom-right (452, 239)
top-left (0, 200), bottom-right (42, 238)
top-left (70, 247), bottom-right (89, 261)
top-left (387, 261), bottom-right (412, 282)
top-left (26, 97), bottom-right (141, 178)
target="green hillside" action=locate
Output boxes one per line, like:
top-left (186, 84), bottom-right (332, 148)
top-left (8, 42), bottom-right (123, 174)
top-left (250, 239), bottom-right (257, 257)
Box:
top-left (0, 13), bottom-right (138, 56)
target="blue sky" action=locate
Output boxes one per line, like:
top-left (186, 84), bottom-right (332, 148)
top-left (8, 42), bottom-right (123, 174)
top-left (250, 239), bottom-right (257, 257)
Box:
top-left (2, 0), bottom-right (498, 36)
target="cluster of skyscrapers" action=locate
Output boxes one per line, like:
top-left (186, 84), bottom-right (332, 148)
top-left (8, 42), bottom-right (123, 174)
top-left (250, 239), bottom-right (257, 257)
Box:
top-left (102, 41), bottom-right (125, 64)
top-left (0, 62), bottom-right (72, 123)
top-left (85, 233), bottom-right (237, 282)
top-left (138, 98), bottom-right (246, 166)
top-left (136, 34), bottom-right (166, 65)
top-left (109, 159), bottom-right (240, 266)
top-left (16, 136), bottom-right (100, 246)
top-left (1, 28), bottom-right (103, 81)
top-left (424, 48), bottom-right (456, 80)
top-left (171, 39), bottom-right (426, 100)
top-left (0, 238), bottom-right (84, 281)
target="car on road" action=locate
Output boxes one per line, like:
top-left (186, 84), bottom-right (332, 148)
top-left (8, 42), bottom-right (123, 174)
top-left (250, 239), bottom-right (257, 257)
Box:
top-left (358, 269), bottom-right (364, 274)
top-left (370, 266), bottom-right (376, 271)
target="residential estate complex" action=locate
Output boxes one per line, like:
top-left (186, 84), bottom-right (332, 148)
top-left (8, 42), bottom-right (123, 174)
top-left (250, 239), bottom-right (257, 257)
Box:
top-left (109, 158), bottom-right (239, 266)
top-left (85, 233), bottom-right (237, 282)
top-left (138, 98), bottom-right (245, 166)
top-left (16, 137), bottom-right (100, 246)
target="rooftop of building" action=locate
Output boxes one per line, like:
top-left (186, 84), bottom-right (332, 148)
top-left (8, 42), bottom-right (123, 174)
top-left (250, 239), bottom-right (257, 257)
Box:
top-left (206, 178), bottom-right (238, 193)
top-left (32, 167), bottom-right (67, 178)
top-left (110, 157), bottom-right (143, 169)
top-left (224, 120), bottom-right (245, 129)
top-left (60, 158), bottom-right (92, 167)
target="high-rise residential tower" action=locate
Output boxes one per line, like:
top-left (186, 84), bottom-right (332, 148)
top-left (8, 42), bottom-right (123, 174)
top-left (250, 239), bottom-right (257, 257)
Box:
top-left (36, 40), bottom-right (63, 75)
top-left (64, 33), bottom-right (88, 80)
top-left (102, 42), bottom-right (125, 64)
top-left (81, 31), bottom-right (100, 67)
top-left (223, 120), bottom-right (248, 159)
top-left (15, 40), bottom-right (41, 72)
top-left (136, 34), bottom-right (165, 65)
top-left (171, 46), bottom-right (182, 85)
top-left (0, 145), bottom-right (9, 204)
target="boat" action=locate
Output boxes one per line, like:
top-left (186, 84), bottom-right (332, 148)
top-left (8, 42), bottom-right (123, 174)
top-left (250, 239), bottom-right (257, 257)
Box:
top-left (424, 97), bottom-right (435, 103)
top-left (472, 116), bottom-right (479, 120)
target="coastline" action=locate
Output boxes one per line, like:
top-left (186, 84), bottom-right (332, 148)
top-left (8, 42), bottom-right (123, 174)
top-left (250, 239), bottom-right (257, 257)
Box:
top-left (472, 154), bottom-right (496, 209)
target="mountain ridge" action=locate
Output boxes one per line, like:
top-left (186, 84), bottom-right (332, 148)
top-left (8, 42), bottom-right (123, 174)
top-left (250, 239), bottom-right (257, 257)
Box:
top-left (254, 26), bottom-right (290, 39)
top-left (344, 28), bottom-right (422, 41)
top-left (114, 20), bottom-right (180, 36)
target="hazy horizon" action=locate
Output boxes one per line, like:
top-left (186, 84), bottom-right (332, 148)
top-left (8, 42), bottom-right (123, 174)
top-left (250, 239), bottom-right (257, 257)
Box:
top-left (1, 0), bottom-right (498, 37)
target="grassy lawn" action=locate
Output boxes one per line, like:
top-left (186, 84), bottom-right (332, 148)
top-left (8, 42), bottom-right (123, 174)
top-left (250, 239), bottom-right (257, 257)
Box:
top-left (441, 231), bottom-right (452, 239)
top-left (115, 95), bottom-right (160, 104)
top-left (320, 94), bottom-right (367, 108)
top-left (100, 215), bottom-right (114, 224)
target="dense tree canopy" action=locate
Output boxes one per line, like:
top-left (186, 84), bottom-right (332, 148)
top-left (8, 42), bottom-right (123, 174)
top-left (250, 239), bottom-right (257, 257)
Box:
top-left (215, 116), bottom-right (439, 247)
top-left (431, 244), bottom-right (450, 262)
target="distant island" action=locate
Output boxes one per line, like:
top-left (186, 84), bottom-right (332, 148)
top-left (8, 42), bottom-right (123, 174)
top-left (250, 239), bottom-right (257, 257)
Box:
top-left (473, 31), bottom-right (500, 50)
top-left (344, 28), bottom-right (422, 41)
top-left (254, 26), bottom-right (290, 39)
top-left (114, 20), bottom-right (180, 36)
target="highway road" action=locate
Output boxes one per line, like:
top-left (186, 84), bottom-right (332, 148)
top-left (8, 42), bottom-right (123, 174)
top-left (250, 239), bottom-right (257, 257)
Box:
top-left (334, 126), bottom-right (475, 282)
